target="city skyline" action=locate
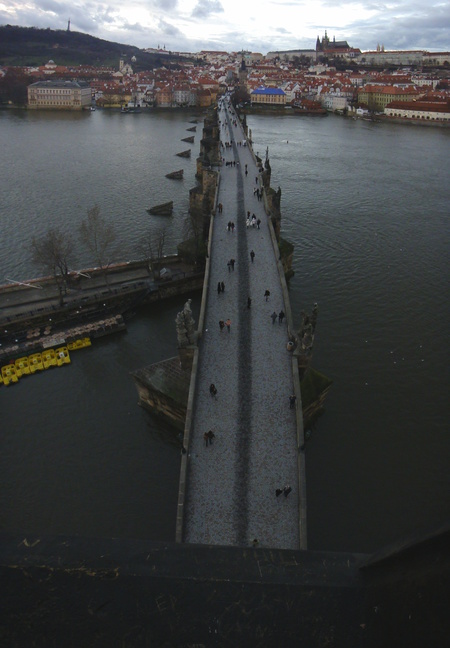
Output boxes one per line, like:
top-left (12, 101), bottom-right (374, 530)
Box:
top-left (1, 1), bottom-right (449, 55)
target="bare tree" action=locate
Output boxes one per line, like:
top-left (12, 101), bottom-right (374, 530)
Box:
top-left (137, 227), bottom-right (166, 278)
top-left (181, 211), bottom-right (207, 266)
top-left (30, 228), bottom-right (75, 305)
top-left (79, 205), bottom-right (116, 287)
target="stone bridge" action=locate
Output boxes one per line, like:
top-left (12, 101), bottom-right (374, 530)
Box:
top-left (176, 99), bottom-right (307, 550)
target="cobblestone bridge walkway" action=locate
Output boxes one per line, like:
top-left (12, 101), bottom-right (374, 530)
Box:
top-left (183, 100), bottom-right (303, 550)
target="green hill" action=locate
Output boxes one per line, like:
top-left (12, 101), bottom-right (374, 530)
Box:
top-left (0, 25), bottom-right (185, 69)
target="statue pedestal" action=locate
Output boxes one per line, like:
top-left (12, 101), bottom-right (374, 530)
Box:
top-left (178, 345), bottom-right (195, 371)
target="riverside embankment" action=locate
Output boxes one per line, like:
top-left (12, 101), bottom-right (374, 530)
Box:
top-left (0, 257), bottom-right (203, 365)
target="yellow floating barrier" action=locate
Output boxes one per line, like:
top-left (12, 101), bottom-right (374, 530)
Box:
top-left (15, 356), bottom-right (31, 376)
top-left (42, 348), bottom-right (57, 369)
top-left (1, 364), bottom-right (19, 385)
top-left (29, 352), bottom-right (44, 373)
top-left (67, 337), bottom-right (91, 351)
top-left (1, 339), bottom-right (89, 387)
top-left (55, 346), bottom-right (71, 366)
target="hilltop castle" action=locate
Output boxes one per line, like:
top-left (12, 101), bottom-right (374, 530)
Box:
top-left (316, 30), bottom-right (350, 54)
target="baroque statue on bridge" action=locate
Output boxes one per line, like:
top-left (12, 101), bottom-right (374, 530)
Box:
top-left (273, 186), bottom-right (282, 209)
top-left (175, 299), bottom-right (196, 347)
top-left (298, 303), bottom-right (319, 354)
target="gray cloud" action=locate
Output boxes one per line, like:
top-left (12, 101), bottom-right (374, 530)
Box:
top-left (0, 0), bottom-right (448, 54)
top-left (191, 0), bottom-right (224, 19)
top-left (153, 0), bottom-right (178, 10)
top-left (344, 1), bottom-right (450, 51)
top-left (158, 18), bottom-right (184, 38)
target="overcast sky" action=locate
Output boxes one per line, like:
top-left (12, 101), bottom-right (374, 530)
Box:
top-left (1, 1), bottom-right (449, 54)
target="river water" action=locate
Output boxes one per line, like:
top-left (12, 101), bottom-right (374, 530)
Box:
top-left (0, 109), bottom-right (448, 553)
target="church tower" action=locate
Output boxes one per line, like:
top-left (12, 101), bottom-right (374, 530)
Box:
top-left (239, 57), bottom-right (248, 88)
top-left (239, 58), bottom-right (248, 85)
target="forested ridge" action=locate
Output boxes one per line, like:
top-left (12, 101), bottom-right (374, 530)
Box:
top-left (0, 25), bottom-right (182, 69)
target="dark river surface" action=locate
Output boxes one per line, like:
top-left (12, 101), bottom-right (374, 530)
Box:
top-left (0, 108), bottom-right (449, 553)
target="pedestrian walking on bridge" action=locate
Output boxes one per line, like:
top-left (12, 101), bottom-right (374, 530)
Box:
top-left (250, 250), bottom-right (255, 263)
top-left (225, 319), bottom-right (231, 332)
top-left (264, 290), bottom-right (270, 301)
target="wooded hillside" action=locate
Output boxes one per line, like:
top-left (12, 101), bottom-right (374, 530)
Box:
top-left (0, 25), bottom-right (184, 69)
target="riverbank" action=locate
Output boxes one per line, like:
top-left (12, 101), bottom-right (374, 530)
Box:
top-left (0, 257), bottom-right (203, 366)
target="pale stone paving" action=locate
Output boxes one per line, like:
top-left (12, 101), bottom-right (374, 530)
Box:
top-left (184, 100), bottom-right (300, 550)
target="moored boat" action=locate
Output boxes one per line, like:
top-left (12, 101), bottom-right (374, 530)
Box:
top-left (29, 353), bottom-right (44, 373)
top-left (55, 346), bottom-right (71, 365)
top-left (15, 357), bottom-right (31, 376)
top-left (67, 337), bottom-right (91, 351)
top-left (1, 364), bottom-right (19, 385)
top-left (42, 348), bottom-right (57, 369)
